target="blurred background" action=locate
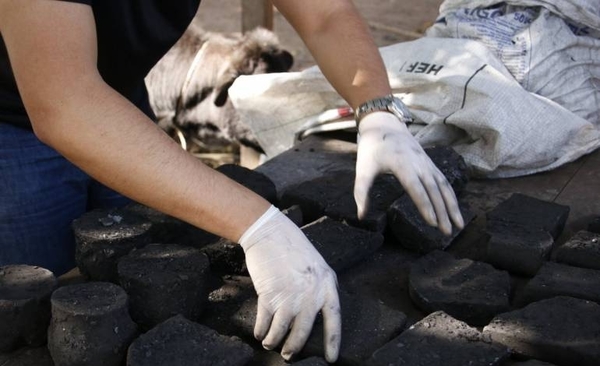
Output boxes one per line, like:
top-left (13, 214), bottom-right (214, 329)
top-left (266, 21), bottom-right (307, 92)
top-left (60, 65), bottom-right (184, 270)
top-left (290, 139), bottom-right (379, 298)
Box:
top-left (196, 0), bottom-right (445, 71)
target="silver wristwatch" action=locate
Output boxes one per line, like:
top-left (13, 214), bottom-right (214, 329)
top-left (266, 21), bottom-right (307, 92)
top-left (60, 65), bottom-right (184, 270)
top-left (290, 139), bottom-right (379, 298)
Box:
top-left (354, 94), bottom-right (414, 126)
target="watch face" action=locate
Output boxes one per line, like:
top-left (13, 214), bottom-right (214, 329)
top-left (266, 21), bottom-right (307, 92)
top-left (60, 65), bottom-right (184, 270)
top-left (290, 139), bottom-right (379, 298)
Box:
top-left (390, 98), bottom-right (414, 122)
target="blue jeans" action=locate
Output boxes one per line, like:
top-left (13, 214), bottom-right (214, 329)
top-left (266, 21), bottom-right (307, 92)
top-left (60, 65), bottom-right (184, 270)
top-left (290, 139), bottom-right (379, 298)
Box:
top-left (0, 123), bottom-right (130, 276)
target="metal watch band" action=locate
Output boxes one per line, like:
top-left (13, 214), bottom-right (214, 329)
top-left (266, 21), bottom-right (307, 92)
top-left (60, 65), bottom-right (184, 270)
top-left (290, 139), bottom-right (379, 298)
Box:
top-left (354, 94), bottom-right (414, 127)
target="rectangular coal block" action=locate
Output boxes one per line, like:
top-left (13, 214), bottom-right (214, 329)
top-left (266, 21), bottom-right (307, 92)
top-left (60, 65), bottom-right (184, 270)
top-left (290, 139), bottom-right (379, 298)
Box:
top-left (127, 315), bottom-right (253, 366)
top-left (409, 251), bottom-right (511, 326)
top-left (486, 222), bottom-right (554, 276)
top-left (302, 217), bottom-right (384, 273)
top-left (291, 357), bottom-right (329, 366)
top-left (225, 291), bottom-right (407, 365)
top-left (282, 205), bottom-right (304, 227)
top-left (198, 276), bottom-right (257, 339)
top-left (483, 296), bottom-right (600, 366)
top-left (0, 347), bottom-right (55, 366)
top-left (587, 216), bottom-right (600, 234)
top-left (486, 193), bottom-right (570, 240)
top-left (387, 195), bottom-right (476, 254)
top-left (124, 202), bottom-right (218, 248)
top-left (299, 292), bottom-right (407, 366)
top-left (553, 230), bottom-right (600, 270)
top-left (424, 146), bottom-right (470, 195)
top-left (216, 164), bottom-right (278, 205)
top-left (247, 353), bottom-right (329, 366)
top-left (200, 238), bottom-right (247, 275)
top-left (505, 362), bottom-right (559, 366)
top-left (280, 171), bottom-right (404, 232)
top-left (518, 262), bottom-right (600, 306)
top-left (366, 311), bottom-right (510, 366)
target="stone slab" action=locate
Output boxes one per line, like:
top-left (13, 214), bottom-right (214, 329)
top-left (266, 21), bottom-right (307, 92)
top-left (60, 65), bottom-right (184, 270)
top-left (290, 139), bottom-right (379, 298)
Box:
top-left (127, 315), bottom-right (253, 366)
top-left (518, 262), bottom-right (600, 306)
top-left (388, 195), bottom-right (476, 254)
top-left (302, 216), bottom-right (385, 273)
top-left (553, 230), bottom-right (600, 270)
top-left (483, 296), bottom-right (600, 366)
top-left (486, 193), bottom-right (570, 240)
top-left (409, 250), bottom-right (511, 326)
top-left (486, 222), bottom-right (554, 276)
top-left (366, 311), bottom-right (510, 366)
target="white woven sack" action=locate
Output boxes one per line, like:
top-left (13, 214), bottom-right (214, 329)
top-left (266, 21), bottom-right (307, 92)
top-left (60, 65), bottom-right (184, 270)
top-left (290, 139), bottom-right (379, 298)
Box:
top-left (229, 1), bottom-right (600, 178)
top-left (427, 0), bottom-right (600, 126)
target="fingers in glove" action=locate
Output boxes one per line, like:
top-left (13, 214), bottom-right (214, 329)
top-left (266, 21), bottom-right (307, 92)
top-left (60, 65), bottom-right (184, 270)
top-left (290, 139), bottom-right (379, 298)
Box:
top-left (434, 172), bottom-right (465, 230)
top-left (354, 158), bottom-right (378, 220)
top-left (392, 167), bottom-right (438, 227)
top-left (421, 173), bottom-right (452, 236)
top-left (280, 309), bottom-right (319, 361)
top-left (322, 282), bottom-right (342, 363)
top-left (262, 308), bottom-right (295, 351)
top-left (254, 299), bottom-right (273, 341)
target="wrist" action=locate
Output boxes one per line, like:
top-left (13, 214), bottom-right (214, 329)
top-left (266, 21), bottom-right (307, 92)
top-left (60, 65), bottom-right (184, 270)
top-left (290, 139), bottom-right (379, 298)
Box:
top-left (357, 111), bottom-right (410, 135)
top-left (354, 94), bottom-right (414, 128)
top-left (238, 205), bottom-right (280, 251)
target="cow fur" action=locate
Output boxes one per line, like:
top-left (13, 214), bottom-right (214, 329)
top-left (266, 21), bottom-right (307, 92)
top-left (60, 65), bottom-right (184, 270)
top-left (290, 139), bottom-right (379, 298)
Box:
top-left (145, 23), bottom-right (294, 153)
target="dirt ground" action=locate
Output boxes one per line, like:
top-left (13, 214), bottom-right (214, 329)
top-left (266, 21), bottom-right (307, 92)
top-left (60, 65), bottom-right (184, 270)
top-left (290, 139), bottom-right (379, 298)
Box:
top-left (196, 0), bottom-right (445, 70)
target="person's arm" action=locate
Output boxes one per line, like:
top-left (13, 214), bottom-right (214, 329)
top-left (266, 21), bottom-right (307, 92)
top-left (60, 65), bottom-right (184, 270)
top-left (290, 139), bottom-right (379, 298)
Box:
top-left (272, 0), bottom-right (464, 234)
top-left (0, 0), bottom-right (268, 241)
top-left (272, 0), bottom-right (388, 109)
top-left (0, 0), bottom-right (341, 361)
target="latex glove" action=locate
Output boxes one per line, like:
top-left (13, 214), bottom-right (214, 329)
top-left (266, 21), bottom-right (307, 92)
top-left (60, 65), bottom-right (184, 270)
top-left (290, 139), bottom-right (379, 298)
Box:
top-left (239, 205), bottom-right (341, 362)
top-left (354, 111), bottom-right (464, 235)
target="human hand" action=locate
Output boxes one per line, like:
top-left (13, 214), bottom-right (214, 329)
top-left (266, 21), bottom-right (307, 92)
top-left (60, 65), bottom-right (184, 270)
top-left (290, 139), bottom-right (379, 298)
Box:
top-left (354, 112), bottom-right (464, 235)
top-left (238, 206), bottom-right (341, 362)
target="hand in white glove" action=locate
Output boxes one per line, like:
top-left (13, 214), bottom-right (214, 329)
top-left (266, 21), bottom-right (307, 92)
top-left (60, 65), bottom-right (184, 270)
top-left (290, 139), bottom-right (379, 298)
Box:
top-left (354, 111), bottom-right (464, 235)
top-left (239, 205), bottom-right (341, 362)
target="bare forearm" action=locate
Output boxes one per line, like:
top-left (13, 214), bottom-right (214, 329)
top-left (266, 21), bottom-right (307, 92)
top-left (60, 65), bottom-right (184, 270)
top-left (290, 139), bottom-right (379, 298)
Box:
top-left (0, 1), bottom-right (270, 242)
top-left (274, 0), bottom-right (391, 109)
top-left (35, 79), bottom-right (270, 242)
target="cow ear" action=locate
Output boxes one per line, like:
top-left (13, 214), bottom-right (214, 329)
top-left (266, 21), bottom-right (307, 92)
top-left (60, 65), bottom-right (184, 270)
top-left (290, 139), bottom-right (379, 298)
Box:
top-left (261, 50), bottom-right (294, 73)
top-left (213, 79), bottom-right (235, 107)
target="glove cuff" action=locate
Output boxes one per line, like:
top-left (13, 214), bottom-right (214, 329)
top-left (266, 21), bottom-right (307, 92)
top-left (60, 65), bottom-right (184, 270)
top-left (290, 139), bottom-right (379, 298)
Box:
top-left (238, 205), bottom-right (280, 251)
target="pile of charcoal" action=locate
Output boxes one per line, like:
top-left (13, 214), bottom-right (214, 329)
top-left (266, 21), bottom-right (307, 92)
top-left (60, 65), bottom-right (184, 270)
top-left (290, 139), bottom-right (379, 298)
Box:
top-left (1, 148), bottom-right (600, 366)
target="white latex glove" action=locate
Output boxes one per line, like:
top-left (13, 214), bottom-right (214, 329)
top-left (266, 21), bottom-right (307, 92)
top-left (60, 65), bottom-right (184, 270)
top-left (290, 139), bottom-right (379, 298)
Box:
top-left (354, 111), bottom-right (464, 235)
top-left (239, 205), bottom-right (341, 362)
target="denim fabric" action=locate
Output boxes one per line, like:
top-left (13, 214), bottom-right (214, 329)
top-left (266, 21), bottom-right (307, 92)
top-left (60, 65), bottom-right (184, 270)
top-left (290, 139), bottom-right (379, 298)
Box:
top-left (0, 123), bottom-right (130, 276)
